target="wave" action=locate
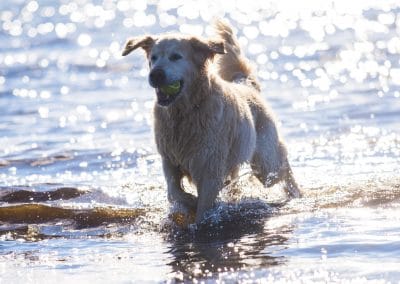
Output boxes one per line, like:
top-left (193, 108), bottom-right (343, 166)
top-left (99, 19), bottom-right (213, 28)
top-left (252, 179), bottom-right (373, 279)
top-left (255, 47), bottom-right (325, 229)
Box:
top-left (0, 204), bottom-right (145, 228)
top-left (0, 176), bottom-right (399, 240)
top-left (0, 187), bottom-right (84, 203)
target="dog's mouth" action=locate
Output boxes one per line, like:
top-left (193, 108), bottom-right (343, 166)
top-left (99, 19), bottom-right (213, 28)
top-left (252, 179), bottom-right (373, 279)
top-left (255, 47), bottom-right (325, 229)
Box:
top-left (155, 80), bottom-right (183, 107)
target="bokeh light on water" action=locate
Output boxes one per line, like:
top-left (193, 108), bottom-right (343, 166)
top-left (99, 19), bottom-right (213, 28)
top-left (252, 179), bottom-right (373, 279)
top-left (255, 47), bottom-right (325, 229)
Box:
top-left (0, 0), bottom-right (400, 282)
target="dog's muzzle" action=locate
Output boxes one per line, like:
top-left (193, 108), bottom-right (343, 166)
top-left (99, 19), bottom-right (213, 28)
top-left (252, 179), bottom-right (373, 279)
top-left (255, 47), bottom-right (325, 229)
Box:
top-left (149, 68), bottom-right (166, 88)
top-left (149, 68), bottom-right (183, 107)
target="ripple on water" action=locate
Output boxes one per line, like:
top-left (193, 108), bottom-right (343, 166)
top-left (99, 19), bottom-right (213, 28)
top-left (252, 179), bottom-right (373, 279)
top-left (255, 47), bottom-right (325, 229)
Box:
top-left (1, 0), bottom-right (400, 282)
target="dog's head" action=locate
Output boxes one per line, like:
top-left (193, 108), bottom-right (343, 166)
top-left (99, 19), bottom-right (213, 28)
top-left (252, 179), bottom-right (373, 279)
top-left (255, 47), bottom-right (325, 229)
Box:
top-left (122, 35), bottom-right (225, 107)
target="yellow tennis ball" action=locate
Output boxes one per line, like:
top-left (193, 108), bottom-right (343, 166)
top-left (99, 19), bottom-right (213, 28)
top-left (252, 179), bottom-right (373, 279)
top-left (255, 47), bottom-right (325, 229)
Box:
top-left (160, 81), bottom-right (181, 96)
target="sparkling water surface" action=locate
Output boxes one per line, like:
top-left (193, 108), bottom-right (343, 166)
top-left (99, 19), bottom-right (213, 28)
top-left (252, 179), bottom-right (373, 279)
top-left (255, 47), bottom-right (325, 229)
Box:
top-left (1, 0), bottom-right (400, 282)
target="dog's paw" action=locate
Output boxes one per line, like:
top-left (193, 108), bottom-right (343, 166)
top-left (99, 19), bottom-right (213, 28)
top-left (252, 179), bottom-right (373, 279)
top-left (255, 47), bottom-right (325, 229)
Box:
top-left (170, 210), bottom-right (196, 228)
top-left (181, 192), bottom-right (198, 211)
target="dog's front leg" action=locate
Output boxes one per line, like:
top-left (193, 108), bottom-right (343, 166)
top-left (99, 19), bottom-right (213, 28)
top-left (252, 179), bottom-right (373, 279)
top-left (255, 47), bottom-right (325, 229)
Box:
top-left (162, 158), bottom-right (197, 210)
top-left (195, 178), bottom-right (223, 224)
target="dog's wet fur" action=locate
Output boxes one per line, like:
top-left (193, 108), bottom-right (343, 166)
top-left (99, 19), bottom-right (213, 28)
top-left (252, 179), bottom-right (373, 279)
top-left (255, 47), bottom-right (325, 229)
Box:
top-left (122, 20), bottom-right (301, 224)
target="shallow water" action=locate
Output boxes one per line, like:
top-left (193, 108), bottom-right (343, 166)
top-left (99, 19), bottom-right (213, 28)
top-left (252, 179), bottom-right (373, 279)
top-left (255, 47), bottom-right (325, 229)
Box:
top-left (1, 0), bottom-right (400, 283)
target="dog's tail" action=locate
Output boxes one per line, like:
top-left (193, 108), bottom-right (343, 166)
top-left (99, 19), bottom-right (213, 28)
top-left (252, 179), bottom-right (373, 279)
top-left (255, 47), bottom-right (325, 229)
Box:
top-left (214, 20), bottom-right (260, 91)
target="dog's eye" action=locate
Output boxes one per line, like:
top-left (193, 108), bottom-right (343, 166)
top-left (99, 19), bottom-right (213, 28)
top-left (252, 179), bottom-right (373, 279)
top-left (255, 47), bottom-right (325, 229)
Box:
top-left (150, 55), bottom-right (158, 62)
top-left (169, 53), bottom-right (182, 61)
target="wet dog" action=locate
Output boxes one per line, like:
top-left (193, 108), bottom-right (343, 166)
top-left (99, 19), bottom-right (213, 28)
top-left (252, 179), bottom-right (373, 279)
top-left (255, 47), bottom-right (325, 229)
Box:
top-left (122, 20), bottom-right (301, 224)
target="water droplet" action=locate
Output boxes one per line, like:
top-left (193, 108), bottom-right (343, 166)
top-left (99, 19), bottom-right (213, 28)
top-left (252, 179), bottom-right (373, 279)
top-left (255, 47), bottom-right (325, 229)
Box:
top-left (243, 26), bottom-right (259, 39)
top-left (79, 161), bottom-right (88, 168)
top-left (40, 90), bottom-right (51, 99)
top-left (117, 0), bottom-right (130, 12)
top-left (60, 86), bottom-right (69, 95)
top-left (77, 33), bottom-right (92, 46)
top-left (55, 23), bottom-right (68, 38)
top-left (26, 1), bottom-right (39, 13)
top-left (38, 107), bottom-right (49, 118)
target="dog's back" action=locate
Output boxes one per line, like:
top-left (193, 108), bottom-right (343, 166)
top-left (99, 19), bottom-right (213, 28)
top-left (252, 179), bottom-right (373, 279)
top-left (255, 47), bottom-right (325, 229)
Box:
top-left (214, 20), bottom-right (301, 198)
top-left (214, 20), bottom-right (260, 91)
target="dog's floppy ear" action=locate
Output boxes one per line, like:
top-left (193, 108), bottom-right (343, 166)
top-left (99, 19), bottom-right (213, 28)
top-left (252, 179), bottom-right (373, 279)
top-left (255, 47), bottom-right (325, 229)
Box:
top-left (190, 37), bottom-right (225, 56)
top-left (189, 37), bottom-right (225, 66)
top-left (122, 36), bottom-right (155, 56)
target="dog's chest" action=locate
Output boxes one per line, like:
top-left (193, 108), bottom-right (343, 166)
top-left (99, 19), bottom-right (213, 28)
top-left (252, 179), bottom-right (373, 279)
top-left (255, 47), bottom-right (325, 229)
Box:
top-left (155, 110), bottom-right (207, 168)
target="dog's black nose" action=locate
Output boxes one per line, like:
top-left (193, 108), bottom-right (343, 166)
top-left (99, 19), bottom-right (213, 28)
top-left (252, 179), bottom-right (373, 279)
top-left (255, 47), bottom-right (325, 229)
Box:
top-left (149, 68), bottom-right (166, 87)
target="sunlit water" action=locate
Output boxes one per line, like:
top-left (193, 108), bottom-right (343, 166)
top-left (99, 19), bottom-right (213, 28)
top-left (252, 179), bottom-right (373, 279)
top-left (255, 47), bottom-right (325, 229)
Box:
top-left (1, 0), bottom-right (400, 282)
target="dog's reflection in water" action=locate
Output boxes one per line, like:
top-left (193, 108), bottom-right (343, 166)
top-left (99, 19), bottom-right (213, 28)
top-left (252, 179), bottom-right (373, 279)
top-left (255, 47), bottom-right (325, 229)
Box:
top-left (165, 200), bottom-right (291, 281)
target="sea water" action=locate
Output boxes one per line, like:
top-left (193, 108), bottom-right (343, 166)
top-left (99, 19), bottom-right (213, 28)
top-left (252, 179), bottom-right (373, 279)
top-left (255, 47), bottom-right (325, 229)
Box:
top-left (1, 0), bottom-right (400, 282)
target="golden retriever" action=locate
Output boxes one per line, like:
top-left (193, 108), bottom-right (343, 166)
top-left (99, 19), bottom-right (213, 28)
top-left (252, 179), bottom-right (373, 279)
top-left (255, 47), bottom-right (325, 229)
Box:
top-left (122, 20), bottom-right (301, 224)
